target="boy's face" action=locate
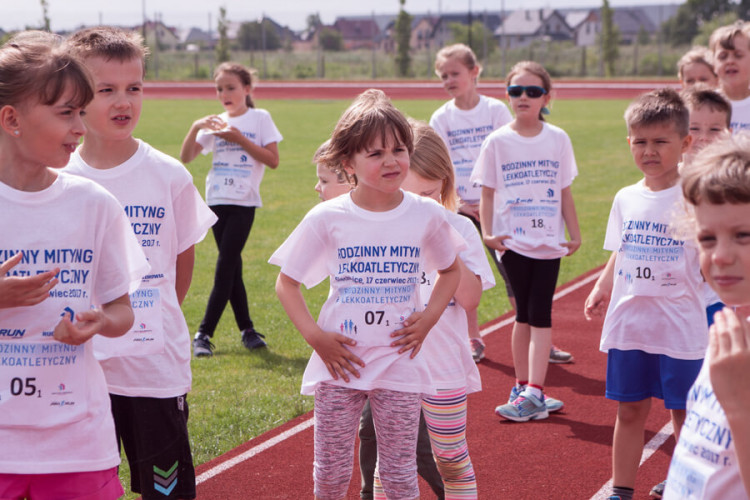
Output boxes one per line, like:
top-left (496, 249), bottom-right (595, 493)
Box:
top-left (681, 61), bottom-right (718, 88)
top-left (714, 34), bottom-right (750, 91)
top-left (695, 201), bottom-right (750, 307)
top-left (627, 122), bottom-right (691, 185)
top-left (688, 105), bottom-right (730, 153)
top-left (314, 163), bottom-right (350, 201)
top-left (82, 56), bottom-right (143, 143)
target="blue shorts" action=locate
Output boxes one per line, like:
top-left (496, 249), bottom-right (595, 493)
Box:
top-left (605, 349), bottom-right (703, 409)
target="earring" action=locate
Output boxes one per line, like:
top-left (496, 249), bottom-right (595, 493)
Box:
top-left (13, 130), bottom-right (19, 136)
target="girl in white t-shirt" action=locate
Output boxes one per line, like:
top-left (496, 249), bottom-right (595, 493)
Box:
top-left (472, 61), bottom-right (581, 422)
top-left (271, 89), bottom-right (462, 500)
top-left (180, 62), bottom-right (282, 356)
top-left (430, 43), bottom-right (514, 362)
top-left (0, 32), bottom-right (147, 498)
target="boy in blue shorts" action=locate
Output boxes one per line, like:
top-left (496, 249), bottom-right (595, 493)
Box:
top-left (584, 88), bottom-right (707, 500)
top-left (64, 27), bottom-right (217, 500)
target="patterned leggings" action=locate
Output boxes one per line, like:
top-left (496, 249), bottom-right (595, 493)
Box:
top-left (314, 383), bottom-right (421, 500)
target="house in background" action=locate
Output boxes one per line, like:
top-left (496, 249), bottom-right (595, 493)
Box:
top-left (141, 20), bottom-right (180, 50)
top-left (333, 17), bottom-right (380, 50)
top-left (613, 8), bottom-right (656, 44)
top-left (564, 9), bottom-right (600, 46)
top-left (495, 9), bottom-right (574, 49)
top-left (432, 12), bottom-right (502, 49)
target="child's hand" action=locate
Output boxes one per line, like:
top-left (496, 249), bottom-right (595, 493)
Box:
top-left (0, 253), bottom-right (59, 309)
top-left (708, 308), bottom-right (750, 419)
top-left (213, 126), bottom-right (245, 145)
top-left (309, 330), bottom-right (365, 383)
top-left (195, 115), bottom-right (227, 132)
top-left (390, 311), bottom-right (435, 358)
top-left (584, 287), bottom-right (609, 320)
top-left (562, 239), bottom-right (581, 256)
top-left (483, 234), bottom-right (511, 252)
top-left (458, 201), bottom-right (480, 220)
top-left (53, 308), bottom-right (107, 346)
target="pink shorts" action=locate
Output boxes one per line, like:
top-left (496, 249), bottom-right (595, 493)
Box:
top-left (0, 467), bottom-right (123, 500)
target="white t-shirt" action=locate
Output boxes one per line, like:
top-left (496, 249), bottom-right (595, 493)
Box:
top-left (470, 122), bottom-right (578, 260)
top-left (66, 140), bottom-right (217, 398)
top-left (0, 172), bottom-right (148, 474)
top-left (197, 107), bottom-right (283, 207)
top-left (600, 181), bottom-right (707, 359)
top-left (419, 211), bottom-right (495, 393)
top-left (430, 95), bottom-right (512, 205)
top-left (730, 95), bottom-right (750, 136)
top-left (269, 191), bottom-right (464, 396)
top-left (664, 351), bottom-right (745, 499)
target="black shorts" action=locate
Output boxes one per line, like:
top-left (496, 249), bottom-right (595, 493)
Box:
top-left (501, 250), bottom-right (560, 328)
top-left (110, 394), bottom-right (196, 500)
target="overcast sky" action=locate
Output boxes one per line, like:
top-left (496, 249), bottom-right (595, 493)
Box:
top-left (4, 0), bottom-right (682, 33)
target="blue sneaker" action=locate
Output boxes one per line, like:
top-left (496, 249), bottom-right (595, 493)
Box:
top-left (495, 390), bottom-right (549, 422)
top-left (544, 394), bottom-right (564, 413)
top-left (508, 385), bottom-right (524, 404)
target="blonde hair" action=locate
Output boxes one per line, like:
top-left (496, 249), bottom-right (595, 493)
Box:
top-left (505, 61), bottom-right (552, 121)
top-left (677, 46), bottom-right (715, 81)
top-left (318, 89), bottom-right (413, 186)
top-left (434, 43), bottom-right (482, 76)
top-left (709, 21), bottom-right (750, 54)
top-left (313, 139), bottom-right (348, 184)
top-left (624, 88), bottom-right (689, 137)
top-left (0, 30), bottom-right (93, 110)
top-left (66, 26), bottom-right (148, 73)
top-left (682, 134), bottom-right (750, 205)
top-left (680, 84), bottom-right (731, 128)
top-left (214, 62), bottom-right (256, 109)
top-left (408, 119), bottom-right (458, 212)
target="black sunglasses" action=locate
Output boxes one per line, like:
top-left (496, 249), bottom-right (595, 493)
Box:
top-left (506, 85), bottom-right (547, 98)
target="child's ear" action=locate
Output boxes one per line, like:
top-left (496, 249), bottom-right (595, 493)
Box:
top-left (0, 105), bottom-right (21, 136)
top-left (681, 134), bottom-right (693, 153)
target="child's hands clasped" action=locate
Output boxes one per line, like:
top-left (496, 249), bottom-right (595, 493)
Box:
top-left (0, 253), bottom-right (59, 309)
top-left (309, 329), bottom-right (365, 383)
top-left (708, 308), bottom-right (750, 419)
top-left (390, 311), bottom-right (436, 358)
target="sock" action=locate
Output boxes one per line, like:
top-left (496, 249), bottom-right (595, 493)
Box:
top-left (526, 384), bottom-right (543, 399)
top-left (515, 380), bottom-right (528, 389)
top-left (611, 486), bottom-right (634, 500)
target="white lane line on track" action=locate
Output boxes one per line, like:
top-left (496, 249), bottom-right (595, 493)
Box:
top-left (196, 268), bottom-right (605, 484)
top-left (589, 421), bottom-right (675, 499)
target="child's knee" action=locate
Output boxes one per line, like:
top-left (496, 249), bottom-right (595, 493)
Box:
top-left (617, 399), bottom-right (651, 424)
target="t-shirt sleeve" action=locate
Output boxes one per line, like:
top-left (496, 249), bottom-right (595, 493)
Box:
top-left (421, 210), bottom-right (466, 274)
top-left (456, 220), bottom-right (496, 291)
top-left (268, 214), bottom-right (330, 289)
top-left (603, 192), bottom-right (623, 252)
top-left (172, 175), bottom-right (217, 254)
top-left (196, 129), bottom-right (215, 156)
top-left (492, 101), bottom-right (513, 129)
top-left (260, 111), bottom-right (283, 147)
top-left (559, 131), bottom-right (579, 189)
top-left (471, 138), bottom-right (498, 189)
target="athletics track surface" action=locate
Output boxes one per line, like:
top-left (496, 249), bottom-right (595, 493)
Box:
top-left (193, 268), bottom-right (677, 499)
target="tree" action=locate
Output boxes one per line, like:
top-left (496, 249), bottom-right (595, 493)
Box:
top-left (215, 6), bottom-right (230, 64)
top-left (318, 27), bottom-right (344, 51)
top-left (394, 0), bottom-right (412, 77)
top-left (662, 0), bottom-right (735, 46)
top-left (601, 0), bottom-right (620, 77)
top-left (237, 20), bottom-right (281, 51)
top-left (40, 0), bottom-right (50, 31)
top-left (306, 13), bottom-right (322, 31)
top-left (450, 21), bottom-right (495, 58)
top-left (692, 11), bottom-right (738, 47)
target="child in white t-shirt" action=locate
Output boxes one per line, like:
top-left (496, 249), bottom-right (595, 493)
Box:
top-left (584, 88), bottom-right (705, 500)
top-left (64, 27), bottom-right (217, 500)
top-left (472, 61), bottom-right (581, 422)
top-left (0, 31), bottom-right (147, 498)
top-left (663, 133), bottom-right (750, 499)
top-left (270, 89), bottom-right (462, 500)
top-left (312, 139), bottom-right (351, 202)
top-left (709, 22), bottom-right (750, 134)
top-left (181, 62), bottom-right (282, 356)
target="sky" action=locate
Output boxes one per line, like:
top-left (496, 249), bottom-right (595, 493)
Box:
top-left (3, 0), bottom-right (683, 33)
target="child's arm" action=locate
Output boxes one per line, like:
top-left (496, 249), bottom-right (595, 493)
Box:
top-left (560, 186), bottom-right (582, 256)
top-left (708, 308), bottom-right (750, 495)
top-left (584, 252), bottom-right (616, 320)
top-left (391, 257), bottom-right (461, 357)
top-left (180, 115), bottom-right (221, 164)
top-left (275, 272), bottom-right (365, 382)
top-left (0, 252), bottom-right (59, 308)
top-left (453, 257), bottom-right (482, 312)
top-left (213, 127), bottom-right (280, 169)
top-left (175, 245), bottom-right (195, 306)
top-left (479, 186), bottom-right (510, 252)
top-left (53, 293), bottom-right (134, 346)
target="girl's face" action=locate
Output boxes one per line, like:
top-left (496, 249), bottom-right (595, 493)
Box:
top-left (215, 71), bottom-right (250, 117)
top-left (400, 170), bottom-right (442, 204)
top-left (436, 57), bottom-right (479, 100)
top-left (315, 163), bottom-right (350, 201)
top-left (714, 35), bottom-right (750, 91)
top-left (681, 61), bottom-right (718, 88)
top-left (507, 71), bottom-right (550, 121)
top-left (344, 131), bottom-right (409, 205)
top-left (695, 201), bottom-right (750, 307)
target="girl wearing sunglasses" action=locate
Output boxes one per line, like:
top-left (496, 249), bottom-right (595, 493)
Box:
top-left (471, 61), bottom-right (582, 422)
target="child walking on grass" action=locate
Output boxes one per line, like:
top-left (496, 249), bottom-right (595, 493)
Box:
top-left (271, 89), bottom-right (463, 500)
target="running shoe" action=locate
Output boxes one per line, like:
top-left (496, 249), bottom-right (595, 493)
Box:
top-left (494, 390), bottom-right (549, 422)
top-left (549, 345), bottom-right (574, 364)
top-left (649, 480), bottom-right (666, 498)
top-left (544, 394), bottom-right (564, 413)
top-left (193, 333), bottom-right (214, 358)
top-left (241, 328), bottom-right (267, 350)
top-left (470, 338), bottom-right (485, 362)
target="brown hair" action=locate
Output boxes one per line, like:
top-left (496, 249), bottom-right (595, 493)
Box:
top-left (318, 89), bottom-right (413, 185)
top-left (214, 62), bottom-right (256, 109)
top-left (505, 60), bottom-right (552, 120)
top-left (0, 30), bottom-right (93, 110)
top-left (680, 84), bottom-right (732, 128)
top-left (408, 119), bottom-right (458, 212)
top-left (677, 46), bottom-right (716, 81)
top-left (312, 139), bottom-right (348, 184)
top-left (709, 21), bottom-right (750, 54)
top-left (66, 26), bottom-right (148, 74)
top-left (682, 134), bottom-right (750, 205)
top-left (434, 43), bottom-right (482, 77)
top-left (624, 88), bottom-right (689, 137)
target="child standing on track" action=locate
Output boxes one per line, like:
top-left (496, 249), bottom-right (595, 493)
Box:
top-left (472, 61), bottom-right (581, 422)
top-left (271, 89), bottom-right (462, 500)
top-left (709, 21), bottom-right (750, 134)
top-left (429, 43), bottom-right (519, 363)
top-left (181, 62), bottom-right (282, 357)
top-left (0, 31), bottom-right (147, 498)
top-left (584, 88), bottom-right (706, 500)
top-left (678, 46), bottom-right (718, 89)
top-left (64, 26), bottom-right (217, 500)
top-left (663, 133), bottom-right (750, 499)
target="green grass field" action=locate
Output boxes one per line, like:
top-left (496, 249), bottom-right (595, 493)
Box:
top-left (116, 96), bottom-right (643, 496)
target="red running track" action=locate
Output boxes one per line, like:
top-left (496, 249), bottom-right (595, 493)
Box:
top-left (144, 79), bottom-right (680, 101)
top-left (194, 268), bottom-right (677, 499)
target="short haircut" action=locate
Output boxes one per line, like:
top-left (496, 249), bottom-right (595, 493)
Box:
top-left (318, 89), bottom-right (413, 186)
top-left (680, 84), bottom-right (732, 128)
top-left (682, 133), bottom-right (750, 205)
top-left (408, 119), bottom-right (458, 212)
top-left (709, 21), bottom-right (750, 54)
top-left (434, 43), bottom-right (481, 75)
top-left (677, 46), bottom-right (715, 80)
top-left (624, 88), bottom-right (689, 137)
top-left (0, 30), bottom-right (93, 110)
top-left (66, 26), bottom-right (148, 70)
